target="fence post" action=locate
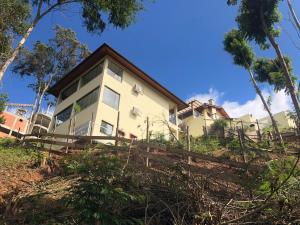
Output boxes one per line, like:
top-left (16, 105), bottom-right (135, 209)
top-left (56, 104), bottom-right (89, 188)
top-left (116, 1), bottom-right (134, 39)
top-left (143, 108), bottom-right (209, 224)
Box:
top-left (146, 117), bottom-right (150, 168)
top-left (115, 111), bottom-right (120, 147)
top-left (187, 126), bottom-right (191, 165)
top-left (256, 119), bottom-right (262, 142)
top-left (238, 129), bottom-right (247, 163)
top-left (89, 113), bottom-right (94, 145)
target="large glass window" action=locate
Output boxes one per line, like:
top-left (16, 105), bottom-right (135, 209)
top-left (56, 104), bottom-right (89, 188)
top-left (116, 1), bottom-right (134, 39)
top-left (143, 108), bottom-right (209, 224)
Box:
top-left (103, 86), bottom-right (120, 110)
top-left (76, 87), bottom-right (99, 112)
top-left (100, 121), bottom-right (113, 135)
top-left (81, 63), bottom-right (103, 87)
top-left (55, 105), bottom-right (72, 126)
top-left (107, 61), bottom-right (123, 82)
top-left (60, 80), bottom-right (79, 101)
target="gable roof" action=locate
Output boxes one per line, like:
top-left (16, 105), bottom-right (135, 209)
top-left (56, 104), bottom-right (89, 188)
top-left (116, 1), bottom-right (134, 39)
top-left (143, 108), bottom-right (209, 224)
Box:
top-left (47, 43), bottom-right (188, 110)
top-left (178, 100), bottom-right (230, 119)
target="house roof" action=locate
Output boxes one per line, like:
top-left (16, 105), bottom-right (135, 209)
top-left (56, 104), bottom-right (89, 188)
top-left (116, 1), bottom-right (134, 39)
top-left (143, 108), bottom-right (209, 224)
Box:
top-left (178, 100), bottom-right (230, 119)
top-left (47, 43), bottom-right (188, 110)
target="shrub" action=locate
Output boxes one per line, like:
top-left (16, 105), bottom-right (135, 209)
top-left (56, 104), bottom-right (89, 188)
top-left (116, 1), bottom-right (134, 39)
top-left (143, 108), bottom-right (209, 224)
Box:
top-left (191, 136), bottom-right (221, 153)
top-left (65, 154), bottom-right (145, 225)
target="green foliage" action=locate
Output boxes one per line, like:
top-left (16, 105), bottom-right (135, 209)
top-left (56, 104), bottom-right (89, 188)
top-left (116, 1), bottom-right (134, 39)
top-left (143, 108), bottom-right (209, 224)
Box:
top-left (0, 139), bottom-right (41, 168)
top-left (73, 103), bottom-right (81, 114)
top-left (224, 29), bottom-right (255, 69)
top-left (233, 0), bottom-right (282, 49)
top-left (254, 57), bottom-right (297, 93)
top-left (191, 136), bottom-right (221, 153)
top-left (81, 0), bottom-right (144, 34)
top-left (0, 0), bottom-right (31, 66)
top-left (13, 25), bottom-right (90, 104)
top-left (65, 154), bottom-right (145, 225)
top-left (258, 157), bottom-right (300, 202)
top-left (210, 119), bottom-right (228, 133)
top-left (0, 93), bottom-right (8, 124)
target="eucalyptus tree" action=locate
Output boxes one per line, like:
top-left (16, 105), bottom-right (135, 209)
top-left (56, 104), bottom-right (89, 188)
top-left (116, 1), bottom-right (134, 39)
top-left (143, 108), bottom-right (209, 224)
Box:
top-left (0, 0), bottom-right (146, 81)
top-left (0, 0), bottom-right (31, 70)
top-left (254, 57), bottom-right (297, 93)
top-left (224, 29), bottom-right (284, 147)
top-left (287, 0), bottom-right (300, 34)
top-left (12, 26), bottom-right (90, 132)
top-left (227, 0), bottom-right (300, 123)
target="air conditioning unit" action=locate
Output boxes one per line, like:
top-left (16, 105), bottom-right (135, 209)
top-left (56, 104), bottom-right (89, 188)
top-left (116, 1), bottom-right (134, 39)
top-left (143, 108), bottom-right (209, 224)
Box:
top-left (132, 106), bottom-right (142, 117)
top-left (133, 84), bottom-right (143, 94)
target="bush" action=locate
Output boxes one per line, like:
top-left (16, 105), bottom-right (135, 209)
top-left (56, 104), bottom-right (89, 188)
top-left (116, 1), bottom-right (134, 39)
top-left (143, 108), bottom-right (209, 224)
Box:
top-left (65, 154), bottom-right (145, 225)
top-left (191, 136), bottom-right (221, 153)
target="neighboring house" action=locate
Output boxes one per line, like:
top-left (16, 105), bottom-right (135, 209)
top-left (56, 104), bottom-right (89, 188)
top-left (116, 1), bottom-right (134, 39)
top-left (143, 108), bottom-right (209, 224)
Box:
top-left (178, 99), bottom-right (230, 137)
top-left (31, 111), bottom-right (53, 135)
top-left (232, 114), bottom-right (258, 134)
top-left (258, 111), bottom-right (297, 131)
top-left (0, 104), bottom-right (31, 138)
top-left (47, 44), bottom-right (187, 141)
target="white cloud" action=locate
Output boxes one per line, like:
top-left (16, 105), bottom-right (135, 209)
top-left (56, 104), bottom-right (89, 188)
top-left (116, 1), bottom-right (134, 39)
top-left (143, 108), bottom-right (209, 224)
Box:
top-left (186, 88), bottom-right (224, 104)
top-left (187, 89), bottom-right (292, 119)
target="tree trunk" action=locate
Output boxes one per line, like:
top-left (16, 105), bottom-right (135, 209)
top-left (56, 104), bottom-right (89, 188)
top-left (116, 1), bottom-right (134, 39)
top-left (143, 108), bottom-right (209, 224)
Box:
top-left (0, 0), bottom-right (63, 81)
top-left (0, 23), bottom-right (36, 82)
top-left (248, 69), bottom-right (285, 149)
top-left (287, 0), bottom-right (300, 32)
top-left (29, 91), bottom-right (44, 134)
top-left (268, 34), bottom-right (300, 124)
top-left (260, 9), bottom-right (300, 126)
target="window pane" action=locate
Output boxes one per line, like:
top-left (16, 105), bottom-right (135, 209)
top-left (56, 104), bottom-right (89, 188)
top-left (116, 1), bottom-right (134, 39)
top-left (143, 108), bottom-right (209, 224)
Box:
top-left (61, 81), bottom-right (79, 101)
top-left (76, 87), bottom-right (99, 112)
top-left (103, 86), bottom-right (120, 110)
top-left (55, 105), bottom-right (72, 126)
top-left (81, 63), bottom-right (103, 87)
top-left (107, 61), bottom-right (123, 82)
top-left (100, 121), bottom-right (113, 135)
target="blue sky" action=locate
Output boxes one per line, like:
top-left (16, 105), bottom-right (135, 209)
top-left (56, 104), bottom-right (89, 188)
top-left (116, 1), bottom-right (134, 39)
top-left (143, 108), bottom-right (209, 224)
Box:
top-left (2, 0), bottom-right (300, 118)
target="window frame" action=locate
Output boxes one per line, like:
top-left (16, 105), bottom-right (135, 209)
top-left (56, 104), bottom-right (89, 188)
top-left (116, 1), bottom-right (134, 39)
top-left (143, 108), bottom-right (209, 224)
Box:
top-left (107, 61), bottom-right (123, 82)
top-left (100, 120), bottom-right (114, 136)
top-left (102, 86), bottom-right (120, 110)
top-left (60, 80), bottom-right (79, 102)
top-left (75, 87), bottom-right (100, 113)
top-left (54, 104), bottom-right (73, 126)
top-left (80, 62), bottom-right (103, 88)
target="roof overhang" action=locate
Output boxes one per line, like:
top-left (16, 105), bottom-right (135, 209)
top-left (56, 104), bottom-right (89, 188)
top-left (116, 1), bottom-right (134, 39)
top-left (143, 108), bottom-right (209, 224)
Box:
top-left (48, 43), bottom-right (188, 110)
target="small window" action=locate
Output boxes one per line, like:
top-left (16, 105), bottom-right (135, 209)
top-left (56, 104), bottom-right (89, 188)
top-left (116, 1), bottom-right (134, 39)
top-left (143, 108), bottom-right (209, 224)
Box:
top-left (194, 110), bottom-right (201, 118)
top-left (118, 130), bottom-right (125, 137)
top-left (76, 87), bottom-right (99, 112)
top-left (103, 86), bottom-right (120, 110)
top-left (107, 61), bottom-right (123, 82)
top-left (100, 121), bottom-right (113, 135)
top-left (55, 105), bottom-right (73, 126)
top-left (61, 81), bottom-right (79, 101)
top-left (81, 63), bottom-right (103, 87)
top-left (130, 133), bottom-right (137, 140)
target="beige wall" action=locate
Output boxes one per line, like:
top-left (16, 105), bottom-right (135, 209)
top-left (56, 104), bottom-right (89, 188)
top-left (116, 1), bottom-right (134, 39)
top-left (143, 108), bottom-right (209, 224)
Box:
top-left (259, 111), bottom-right (296, 131)
top-left (181, 108), bottom-right (226, 137)
top-left (50, 57), bottom-right (179, 141)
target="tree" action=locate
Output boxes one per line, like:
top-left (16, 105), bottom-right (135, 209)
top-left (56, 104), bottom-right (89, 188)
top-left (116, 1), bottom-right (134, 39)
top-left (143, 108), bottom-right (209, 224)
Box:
top-left (228, 0), bottom-right (300, 125)
top-left (0, 0), bottom-right (145, 81)
top-left (0, 0), bottom-right (31, 70)
top-left (254, 57), bottom-right (297, 93)
top-left (224, 29), bottom-right (284, 147)
top-left (12, 25), bottom-right (90, 133)
top-left (0, 94), bottom-right (8, 124)
top-left (287, 0), bottom-right (300, 34)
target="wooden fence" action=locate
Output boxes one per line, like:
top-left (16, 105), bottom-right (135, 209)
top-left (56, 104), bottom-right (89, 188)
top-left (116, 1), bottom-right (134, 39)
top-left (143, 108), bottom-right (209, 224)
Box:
top-left (18, 132), bottom-right (252, 171)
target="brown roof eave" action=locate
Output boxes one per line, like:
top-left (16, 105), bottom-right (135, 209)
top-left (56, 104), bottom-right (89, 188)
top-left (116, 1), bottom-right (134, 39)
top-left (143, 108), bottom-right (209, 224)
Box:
top-left (47, 44), bottom-right (188, 110)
